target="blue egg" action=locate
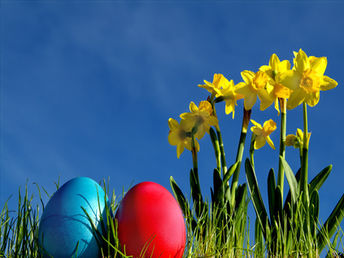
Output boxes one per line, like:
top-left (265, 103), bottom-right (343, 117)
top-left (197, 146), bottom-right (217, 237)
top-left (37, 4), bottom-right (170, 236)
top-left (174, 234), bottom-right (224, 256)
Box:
top-left (38, 177), bottom-right (108, 257)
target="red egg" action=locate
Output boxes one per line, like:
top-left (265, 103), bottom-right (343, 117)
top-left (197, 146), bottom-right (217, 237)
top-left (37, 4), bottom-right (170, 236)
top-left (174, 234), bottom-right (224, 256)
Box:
top-left (115, 181), bottom-right (186, 258)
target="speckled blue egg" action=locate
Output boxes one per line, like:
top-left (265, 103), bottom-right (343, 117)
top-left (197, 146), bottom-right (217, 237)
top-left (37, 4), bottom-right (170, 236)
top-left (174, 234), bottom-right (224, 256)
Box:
top-left (38, 177), bottom-right (108, 257)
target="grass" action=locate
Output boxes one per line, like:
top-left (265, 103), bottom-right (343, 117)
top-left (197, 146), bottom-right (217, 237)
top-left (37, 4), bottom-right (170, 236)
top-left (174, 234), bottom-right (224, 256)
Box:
top-left (0, 179), bottom-right (343, 257)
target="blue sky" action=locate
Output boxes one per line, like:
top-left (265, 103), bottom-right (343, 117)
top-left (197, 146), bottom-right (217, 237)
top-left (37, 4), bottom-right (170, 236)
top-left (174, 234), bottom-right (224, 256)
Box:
top-left (1, 0), bottom-right (344, 246)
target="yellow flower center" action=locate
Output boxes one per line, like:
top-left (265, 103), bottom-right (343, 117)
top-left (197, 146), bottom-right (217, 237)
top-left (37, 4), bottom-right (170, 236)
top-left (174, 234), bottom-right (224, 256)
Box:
top-left (251, 71), bottom-right (269, 92)
top-left (300, 69), bottom-right (320, 94)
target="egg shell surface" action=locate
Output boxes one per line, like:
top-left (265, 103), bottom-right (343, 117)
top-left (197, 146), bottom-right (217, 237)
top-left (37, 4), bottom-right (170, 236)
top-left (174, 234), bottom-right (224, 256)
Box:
top-left (38, 177), bottom-right (108, 257)
top-left (116, 181), bottom-right (186, 258)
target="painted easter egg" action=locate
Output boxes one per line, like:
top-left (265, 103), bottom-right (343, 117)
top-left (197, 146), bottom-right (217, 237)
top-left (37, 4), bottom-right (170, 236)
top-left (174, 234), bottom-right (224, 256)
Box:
top-left (38, 177), bottom-right (108, 257)
top-left (115, 181), bottom-right (186, 258)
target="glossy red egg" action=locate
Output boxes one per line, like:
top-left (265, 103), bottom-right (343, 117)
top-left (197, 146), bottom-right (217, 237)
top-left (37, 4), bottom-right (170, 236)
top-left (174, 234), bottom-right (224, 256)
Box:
top-left (115, 181), bottom-right (186, 258)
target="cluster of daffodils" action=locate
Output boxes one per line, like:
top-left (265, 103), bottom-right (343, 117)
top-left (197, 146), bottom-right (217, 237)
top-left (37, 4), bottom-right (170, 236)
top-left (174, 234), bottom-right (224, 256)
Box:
top-left (168, 101), bottom-right (218, 158)
top-left (168, 49), bottom-right (337, 158)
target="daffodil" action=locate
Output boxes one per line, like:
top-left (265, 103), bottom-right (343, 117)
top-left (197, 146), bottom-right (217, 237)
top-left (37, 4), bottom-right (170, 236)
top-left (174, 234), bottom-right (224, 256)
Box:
top-left (260, 53), bottom-right (292, 113)
top-left (168, 118), bottom-right (200, 158)
top-left (216, 79), bottom-right (244, 119)
top-left (250, 119), bottom-right (277, 150)
top-left (180, 101), bottom-right (218, 140)
top-left (279, 49), bottom-right (338, 109)
top-left (236, 70), bottom-right (273, 111)
top-left (198, 74), bottom-right (228, 96)
top-left (285, 128), bottom-right (311, 149)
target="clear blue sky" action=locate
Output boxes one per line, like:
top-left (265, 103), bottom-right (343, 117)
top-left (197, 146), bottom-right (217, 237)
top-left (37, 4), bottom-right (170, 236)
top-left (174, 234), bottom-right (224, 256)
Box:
top-left (1, 0), bottom-right (344, 246)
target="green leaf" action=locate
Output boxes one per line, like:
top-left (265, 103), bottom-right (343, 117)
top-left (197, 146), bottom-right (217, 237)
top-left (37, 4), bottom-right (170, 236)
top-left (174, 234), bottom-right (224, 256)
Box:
top-left (209, 127), bottom-right (221, 172)
top-left (235, 183), bottom-right (248, 212)
top-left (267, 168), bottom-right (276, 223)
top-left (213, 168), bottom-right (223, 206)
top-left (309, 165), bottom-right (332, 195)
top-left (223, 161), bottom-right (239, 185)
top-left (190, 169), bottom-right (204, 219)
top-left (170, 176), bottom-right (197, 231)
top-left (244, 158), bottom-right (270, 239)
top-left (280, 156), bottom-right (298, 205)
top-left (170, 176), bottom-right (190, 218)
top-left (225, 186), bottom-right (231, 203)
top-left (210, 187), bottom-right (214, 204)
top-left (309, 189), bottom-right (319, 235)
top-left (283, 168), bottom-right (301, 215)
top-left (274, 186), bottom-right (283, 223)
top-left (317, 193), bottom-right (344, 253)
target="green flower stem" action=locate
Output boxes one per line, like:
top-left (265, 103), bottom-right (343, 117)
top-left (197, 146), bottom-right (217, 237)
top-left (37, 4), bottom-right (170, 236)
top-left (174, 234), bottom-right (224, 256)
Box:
top-left (191, 133), bottom-right (198, 173)
top-left (277, 98), bottom-right (287, 200)
top-left (230, 108), bottom-right (251, 206)
top-left (249, 134), bottom-right (256, 168)
top-left (301, 102), bottom-right (309, 206)
top-left (209, 127), bottom-right (221, 173)
top-left (216, 128), bottom-right (227, 176)
top-left (211, 100), bottom-right (227, 176)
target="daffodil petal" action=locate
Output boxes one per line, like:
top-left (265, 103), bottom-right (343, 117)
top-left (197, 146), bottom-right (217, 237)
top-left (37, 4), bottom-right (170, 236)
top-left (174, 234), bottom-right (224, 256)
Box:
top-left (294, 49), bottom-right (309, 73)
top-left (189, 102), bottom-right (198, 112)
top-left (241, 70), bottom-right (255, 84)
top-left (320, 76), bottom-right (338, 91)
top-left (279, 60), bottom-right (291, 72)
top-left (258, 89), bottom-right (274, 111)
top-left (279, 70), bottom-right (301, 90)
top-left (209, 116), bottom-right (219, 127)
top-left (266, 136), bottom-right (275, 150)
top-left (305, 91), bottom-right (320, 107)
top-left (252, 126), bottom-right (263, 136)
top-left (254, 136), bottom-right (266, 150)
top-left (244, 92), bottom-right (257, 110)
top-left (270, 53), bottom-right (280, 70)
top-left (168, 118), bottom-right (179, 130)
top-left (259, 65), bottom-right (270, 73)
top-left (310, 56), bottom-right (327, 75)
top-left (250, 119), bottom-right (262, 128)
top-left (168, 131), bottom-right (179, 146)
top-left (235, 83), bottom-right (251, 96)
top-left (195, 128), bottom-right (206, 140)
top-left (177, 143), bottom-right (185, 158)
top-left (194, 139), bottom-right (200, 152)
top-left (287, 88), bottom-right (306, 110)
top-left (225, 101), bottom-right (234, 115)
top-left (180, 116), bottom-right (195, 131)
top-left (274, 99), bottom-right (280, 115)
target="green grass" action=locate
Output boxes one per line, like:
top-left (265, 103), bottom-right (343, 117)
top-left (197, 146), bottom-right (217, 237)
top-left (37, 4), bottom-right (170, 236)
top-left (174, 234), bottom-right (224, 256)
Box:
top-left (0, 180), bottom-right (343, 257)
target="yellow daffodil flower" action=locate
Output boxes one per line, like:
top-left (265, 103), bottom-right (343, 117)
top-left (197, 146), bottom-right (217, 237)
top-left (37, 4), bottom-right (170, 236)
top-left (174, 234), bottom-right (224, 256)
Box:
top-left (198, 73), bottom-right (228, 96)
top-left (279, 49), bottom-right (338, 109)
top-left (250, 119), bottom-right (277, 150)
top-left (236, 70), bottom-right (273, 111)
top-left (168, 118), bottom-right (200, 158)
top-left (259, 53), bottom-right (292, 113)
top-left (180, 101), bottom-right (218, 140)
top-left (216, 79), bottom-right (244, 119)
top-left (285, 128), bottom-right (311, 149)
